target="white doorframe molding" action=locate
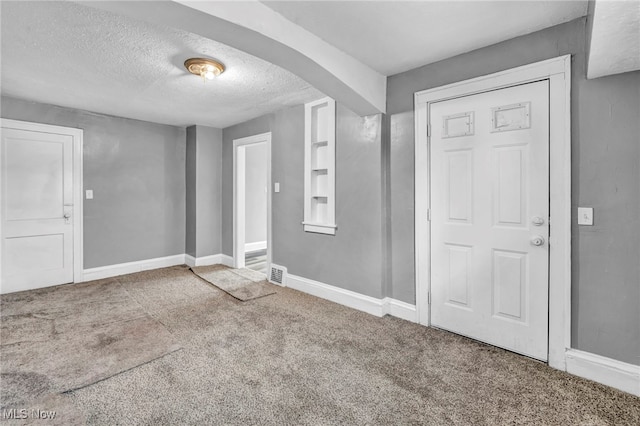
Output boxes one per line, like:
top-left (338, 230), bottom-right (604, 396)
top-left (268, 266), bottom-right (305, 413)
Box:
top-left (233, 132), bottom-right (272, 271)
top-left (414, 55), bottom-right (572, 370)
top-left (0, 118), bottom-right (84, 285)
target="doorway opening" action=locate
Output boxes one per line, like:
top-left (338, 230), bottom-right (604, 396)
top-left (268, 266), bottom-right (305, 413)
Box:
top-left (233, 132), bottom-right (272, 276)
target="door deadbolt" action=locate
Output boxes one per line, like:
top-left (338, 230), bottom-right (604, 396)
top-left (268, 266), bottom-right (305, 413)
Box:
top-left (531, 216), bottom-right (545, 226)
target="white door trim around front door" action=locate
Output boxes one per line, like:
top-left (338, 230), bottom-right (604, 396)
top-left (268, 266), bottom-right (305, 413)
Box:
top-left (414, 55), bottom-right (571, 370)
top-left (233, 132), bottom-right (272, 271)
top-left (0, 118), bottom-right (84, 289)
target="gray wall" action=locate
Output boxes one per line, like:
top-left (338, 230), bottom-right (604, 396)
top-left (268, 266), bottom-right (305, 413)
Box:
top-left (222, 104), bottom-right (384, 298)
top-left (195, 126), bottom-right (223, 257)
top-left (185, 126), bottom-right (197, 257)
top-left (1, 96), bottom-right (186, 269)
top-left (185, 125), bottom-right (223, 258)
top-left (245, 142), bottom-right (267, 245)
top-left (386, 18), bottom-right (640, 365)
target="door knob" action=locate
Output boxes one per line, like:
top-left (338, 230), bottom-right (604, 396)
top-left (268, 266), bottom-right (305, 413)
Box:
top-left (530, 235), bottom-right (545, 246)
top-left (531, 216), bottom-right (545, 226)
top-left (63, 212), bottom-right (71, 219)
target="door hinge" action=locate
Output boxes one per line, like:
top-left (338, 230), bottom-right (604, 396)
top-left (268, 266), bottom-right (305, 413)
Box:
top-left (427, 124), bottom-right (431, 138)
top-left (427, 292), bottom-right (431, 305)
top-left (427, 209), bottom-right (431, 221)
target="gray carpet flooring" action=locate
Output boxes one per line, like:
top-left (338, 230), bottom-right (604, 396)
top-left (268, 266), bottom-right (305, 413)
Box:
top-left (1, 265), bottom-right (639, 425)
top-left (190, 264), bottom-right (276, 301)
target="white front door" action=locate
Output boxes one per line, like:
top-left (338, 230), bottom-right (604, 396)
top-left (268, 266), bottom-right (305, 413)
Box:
top-left (1, 126), bottom-right (75, 293)
top-left (430, 80), bottom-right (550, 360)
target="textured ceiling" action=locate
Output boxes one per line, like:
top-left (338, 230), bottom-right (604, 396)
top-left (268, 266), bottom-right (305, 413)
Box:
top-left (0, 1), bottom-right (324, 128)
top-left (587, 0), bottom-right (640, 79)
top-left (262, 0), bottom-right (589, 76)
top-left (1, 1), bottom-right (593, 128)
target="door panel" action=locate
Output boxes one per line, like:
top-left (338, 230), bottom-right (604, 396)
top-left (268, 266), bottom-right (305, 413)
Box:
top-left (6, 139), bottom-right (65, 220)
top-left (446, 150), bottom-right (473, 222)
top-left (5, 234), bottom-right (66, 275)
top-left (430, 80), bottom-right (549, 360)
top-left (1, 128), bottom-right (74, 293)
top-left (494, 147), bottom-right (525, 226)
top-left (445, 243), bottom-right (472, 308)
top-left (492, 249), bottom-right (527, 321)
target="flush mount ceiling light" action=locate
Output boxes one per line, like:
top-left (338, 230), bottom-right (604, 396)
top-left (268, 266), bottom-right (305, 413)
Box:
top-left (184, 57), bottom-right (225, 82)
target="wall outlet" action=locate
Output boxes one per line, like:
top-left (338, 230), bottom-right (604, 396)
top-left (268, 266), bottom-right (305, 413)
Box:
top-left (274, 182), bottom-right (280, 193)
top-left (85, 190), bottom-right (94, 200)
top-left (577, 207), bottom-right (593, 225)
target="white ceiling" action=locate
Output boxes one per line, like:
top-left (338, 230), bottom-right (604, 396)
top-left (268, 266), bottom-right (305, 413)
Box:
top-left (0, 1), bottom-right (324, 128)
top-left (262, 0), bottom-right (589, 76)
top-left (587, 0), bottom-right (640, 79)
top-left (1, 1), bottom-right (594, 128)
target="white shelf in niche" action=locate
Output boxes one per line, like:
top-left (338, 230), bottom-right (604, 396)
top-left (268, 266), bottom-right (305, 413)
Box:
top-left (304, 97), bottom-right (336, 235)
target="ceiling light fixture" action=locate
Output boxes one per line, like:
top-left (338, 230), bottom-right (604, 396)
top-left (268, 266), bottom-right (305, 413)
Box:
top-left (184, 57), bottom-right (225, 82)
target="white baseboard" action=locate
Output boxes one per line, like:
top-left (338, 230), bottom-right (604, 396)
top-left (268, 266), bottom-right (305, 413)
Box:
top-left (286, 273), bottom-right (383, 317)
top-left (245, 241), bottom-right (267, 253)
top-left (285, 273), bottom-right (417, 322)
top-left (82, 254), bottom-right (186, 282)
top-left (219, 254), bottom-right (234, 267)
top-left (185, 254), bottom-right (196, 267)
top-left (565, 349), bottom-right (640, 396)
top-left (185, 254), bottom-right (224, 267)
top-left (195, 254), bottom-right (222, 266)
top-left (383, 297), bottom-right (418, 322)
top-left (83, 253), bottom-right (235, 281)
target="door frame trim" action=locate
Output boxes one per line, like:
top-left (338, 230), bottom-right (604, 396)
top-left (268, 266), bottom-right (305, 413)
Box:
top-left (233, 132), bottom-right (272, 271)
top-left (0, 118), bottom-right (84, 286)
top-left (413, 55), bottom-right (571, 370)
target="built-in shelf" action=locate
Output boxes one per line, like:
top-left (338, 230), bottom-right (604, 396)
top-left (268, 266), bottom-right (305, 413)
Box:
top-left (304, 97), bottom-right (336, 235)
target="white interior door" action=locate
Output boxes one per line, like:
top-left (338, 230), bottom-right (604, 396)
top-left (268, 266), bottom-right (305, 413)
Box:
top-left (1, 127), bottom-right (74, 293)
top-left (430, 80), bottom-right (550, 360)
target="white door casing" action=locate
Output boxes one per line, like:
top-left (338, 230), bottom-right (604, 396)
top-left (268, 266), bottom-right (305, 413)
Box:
top-left (414, 55), bottom-right (571, 369)
top-left (233, 132), bottom-right (272, 271)
top-left (430, 80), bottom-right (550, 360)
top-left (0, 119), bottom-right (83, 293)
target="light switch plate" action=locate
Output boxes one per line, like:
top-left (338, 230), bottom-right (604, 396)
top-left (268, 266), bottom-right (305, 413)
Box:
top-left (274, 182), bottom-right (280, 193)
top-left (577, 207), bottom-right (593, 225)
top-left (86, 190), bottom-right (93, 200)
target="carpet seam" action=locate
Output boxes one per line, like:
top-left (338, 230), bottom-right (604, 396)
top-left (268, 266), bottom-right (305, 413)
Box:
top-left (114, 277), bottom-right (179, 332)
top-left (61, 347), bottom-right (184, 394)
top-left (188, 267), bottom-right (275, 302)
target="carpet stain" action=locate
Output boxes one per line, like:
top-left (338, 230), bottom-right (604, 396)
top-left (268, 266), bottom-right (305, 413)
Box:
top-left (0, 372), bottom-right (53, 408)
top-left (0, 275), bottom-right (191, 421)
top-left (89, 333), bottom-right (119, 349)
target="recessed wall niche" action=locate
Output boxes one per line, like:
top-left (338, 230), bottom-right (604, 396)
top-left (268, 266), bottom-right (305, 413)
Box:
top-left (303, 97), bottom-right (336, 235)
